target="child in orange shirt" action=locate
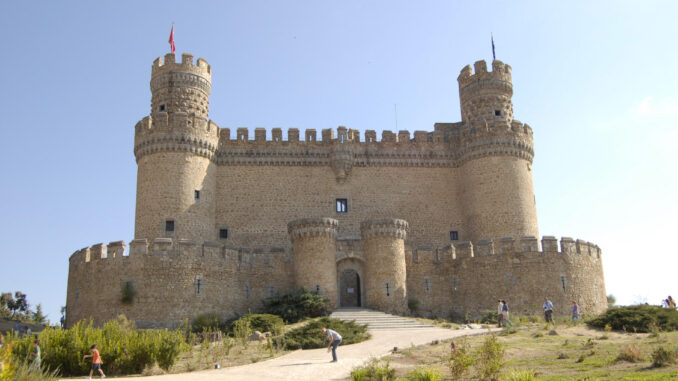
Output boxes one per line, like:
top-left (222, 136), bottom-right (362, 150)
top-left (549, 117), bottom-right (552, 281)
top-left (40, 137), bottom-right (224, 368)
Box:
top-left (83, 344), bottom-right (105, 379)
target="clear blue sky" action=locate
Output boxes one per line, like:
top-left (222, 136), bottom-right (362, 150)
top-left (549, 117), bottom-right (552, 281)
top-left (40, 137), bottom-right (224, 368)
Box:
top-left (1, 1), bottom-right (676, 323)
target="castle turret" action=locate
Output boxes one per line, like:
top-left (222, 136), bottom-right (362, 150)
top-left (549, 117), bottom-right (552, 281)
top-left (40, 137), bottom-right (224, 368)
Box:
top-left (288, 218), bottom-right (339, 309)
top-left (133, 53), bottom-right (219, 241)
top-left (456, 60), bottom-right (538, 242)
top-left (361, 218), bottom-right (408, 315)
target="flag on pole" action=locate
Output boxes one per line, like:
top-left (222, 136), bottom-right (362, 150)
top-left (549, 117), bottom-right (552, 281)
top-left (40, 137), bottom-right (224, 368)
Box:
top-left (491, 33), bottom-right (496, 61)
top-left (169, 24), bottom-right (176, 53)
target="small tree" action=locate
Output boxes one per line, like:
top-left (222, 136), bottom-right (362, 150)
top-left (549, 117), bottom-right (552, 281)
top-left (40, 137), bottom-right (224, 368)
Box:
top-left (33, 304), bottom-right (47, 325)
top-left (607, 294), bottom-right (616, 308)
top-left (13, 292), bottom-right (28, 317)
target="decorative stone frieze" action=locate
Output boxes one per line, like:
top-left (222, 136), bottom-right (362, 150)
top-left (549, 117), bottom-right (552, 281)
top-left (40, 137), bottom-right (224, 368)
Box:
top-left (287, 218), bottom-right (339, 239)
top-left (360, 218), bottom-right (409, 240)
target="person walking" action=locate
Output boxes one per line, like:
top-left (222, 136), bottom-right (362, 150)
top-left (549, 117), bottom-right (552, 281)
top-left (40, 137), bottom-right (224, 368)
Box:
top-left (501, 300), bottom-right (511, 327)
top-left (543, 297), bottom-right (554, 323)
top-left (571, 301), bottom-right (581, 325)
top-left (497, 299), bottom-right (504, 327)
top-left (28, 339), bottom-right (40, 372)
top-left (83, 344), bottom-right (106, 379)
top-left (321, 327), bottom-right (342, 362)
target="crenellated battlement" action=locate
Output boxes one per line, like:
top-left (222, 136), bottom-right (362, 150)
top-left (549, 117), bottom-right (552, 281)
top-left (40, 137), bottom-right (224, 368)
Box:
top-left (69, 238), bottom-right (290, 267)
top-left (407, 235), bottom-right (601, 264)
top-left (133, 113), bottom-right (220, 162)
top-left (151, 53), bottom-right (211, 80)
top-left (457, 60), bottom-right (512, 88)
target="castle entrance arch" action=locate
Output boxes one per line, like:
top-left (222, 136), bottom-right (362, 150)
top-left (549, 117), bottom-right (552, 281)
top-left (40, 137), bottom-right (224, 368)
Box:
top-left (336, 258), bottom-right (365, 308)
top-left (339, 269), bottom-right (361, 307)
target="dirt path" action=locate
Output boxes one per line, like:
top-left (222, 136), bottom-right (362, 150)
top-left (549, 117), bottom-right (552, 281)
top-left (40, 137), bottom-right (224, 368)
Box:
top-left (103, 326), bottom-right (497, 381)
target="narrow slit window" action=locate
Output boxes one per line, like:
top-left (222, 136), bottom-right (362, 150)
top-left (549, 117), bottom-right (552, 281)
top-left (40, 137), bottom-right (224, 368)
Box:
top-left (336, 198), bottom-right (348, 213)
top-left (194, 190), bottom-right (200, 200)
top-left (450, 231), bottom-right (459, 241)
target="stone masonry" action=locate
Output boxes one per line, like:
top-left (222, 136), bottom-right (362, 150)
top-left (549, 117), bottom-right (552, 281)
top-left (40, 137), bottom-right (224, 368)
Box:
top-left (66, 53), bottom-right (607, 327)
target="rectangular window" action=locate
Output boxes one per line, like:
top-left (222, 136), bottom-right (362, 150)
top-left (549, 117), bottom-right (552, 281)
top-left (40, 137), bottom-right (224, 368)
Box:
top-left (194, 190), bottom-right (200, 200)
top-left (165, 220), bottom-right (175, 232)
top-left (336, 198), bottom-right (348, 213)
top-left (450, 231), bottom-right (459, 241)
top-left (219, 229), bottom-right (228, 239)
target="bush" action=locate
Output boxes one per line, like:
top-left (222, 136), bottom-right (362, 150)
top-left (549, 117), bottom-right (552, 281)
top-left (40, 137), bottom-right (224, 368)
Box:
top-left (587, 305), bottom-right (678, 332)
top-left (474, 334), bottom-right (505, 380)
top-left (479, 310), bottom-right (498, 324)
top-left (350, 358), bottom-right (395, 381)
top-left (191, 312), bottom-right (224, 333)
top-left (4, 317), bottom-right (186, 377)
top-left (651, 346), bottom-right (676, 367)
top-left (504, 368), bottom-right (536, 381)
top-left (120, 281), bottom-right (135, 305)
top-left (448, 339), bottom-right (474, 378)
top-left (408, 298), bottom-right (419, 314)
top-left (407, 366), bottom-right (441, 381)
top-left (261, 289), bottom-right (328, 323)
top-left (283, 317), bottom-right (369, 349)
top-left (616, 344), bottom-right (642, 363)
top-left (232, 314), bottom-right (284, 336)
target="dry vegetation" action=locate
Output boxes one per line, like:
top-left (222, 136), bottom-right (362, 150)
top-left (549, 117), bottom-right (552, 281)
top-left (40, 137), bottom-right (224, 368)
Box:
top-left (354, 325), bottom-right (678, 380)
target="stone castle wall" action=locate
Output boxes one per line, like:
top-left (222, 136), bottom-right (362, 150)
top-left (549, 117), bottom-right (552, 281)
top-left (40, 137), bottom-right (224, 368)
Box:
top-left (66, 234), bottom-right (605, 327)
top-left (66, 239), bottom-right (293, 328)
top-left (406, 236), bottom-right (606, 320)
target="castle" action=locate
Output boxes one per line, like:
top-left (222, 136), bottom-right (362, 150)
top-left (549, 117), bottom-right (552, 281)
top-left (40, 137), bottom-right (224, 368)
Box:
top-left (66, 53), bottom-right (607, 328)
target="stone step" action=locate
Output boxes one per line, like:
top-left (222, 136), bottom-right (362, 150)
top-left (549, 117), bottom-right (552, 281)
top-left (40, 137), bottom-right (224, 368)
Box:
top-left (330, 308), bottom-right (434, 330)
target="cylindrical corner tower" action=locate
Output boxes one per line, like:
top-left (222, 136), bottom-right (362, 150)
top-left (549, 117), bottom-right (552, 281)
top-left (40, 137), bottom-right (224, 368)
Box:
top-left (361, 218), bottom-right (408, 315)
top-left (133, 53), bottom-right (219, 241)
top-left (288, 218), bottom-right (339, 309)
top-left (456, 60), bottom-right (538, 242)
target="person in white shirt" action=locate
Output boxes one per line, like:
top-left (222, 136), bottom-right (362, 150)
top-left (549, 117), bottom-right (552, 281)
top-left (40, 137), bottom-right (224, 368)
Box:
top-left (321, 327), bottom-right (342, 362)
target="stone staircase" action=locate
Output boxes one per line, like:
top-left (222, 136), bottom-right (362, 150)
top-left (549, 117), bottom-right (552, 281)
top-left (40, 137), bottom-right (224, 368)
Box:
top-left (330, 308), bottom-right (434, 330)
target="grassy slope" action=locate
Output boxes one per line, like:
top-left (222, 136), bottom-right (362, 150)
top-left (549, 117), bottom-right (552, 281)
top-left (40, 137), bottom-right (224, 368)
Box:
top-left (373, 325), bottom-right (678, 380)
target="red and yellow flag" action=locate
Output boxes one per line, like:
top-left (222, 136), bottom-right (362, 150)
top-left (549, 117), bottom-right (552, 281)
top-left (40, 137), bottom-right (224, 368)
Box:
top-left (169, 24), bottom-right (176, 53)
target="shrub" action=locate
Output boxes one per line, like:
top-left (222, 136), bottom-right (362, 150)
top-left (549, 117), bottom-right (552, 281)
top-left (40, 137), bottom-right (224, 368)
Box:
top-left (587, 305), bottom-right (678, 332)
top-left (351, 366), bottom-right (370, 381)
top-left (651, 346), bottom-right (676, 367)
top-left (616, 344), bottom-right (642, 363)
top-left (408, 298), bottom-right (419, 314)
top-left (261, 289), bottom-right (328, 323)
top-left (504, 368), bottom-right (536, 381)
top-left (479, 310), bottom-right (498, 324)
top-left (191, 312), bottom-right (224, 333)
top-left (474, 334), bottom-right (504, 380)
top-left (283, 317), bottom-right (369, 349)
top-left (351, 358), bottom-right (395, 381)
top-left (5, 317), bottom-right (186, 377)
top-left (235, 314), bottom-right (284, 336)
top-left (120, 281), bottom-right (135, 305)
top-left (407, 366), bottom-right (441, 381)
top-left (448, 339), bottom-right (474, 378)
top-left (233, 318), bottom-right (252, 346)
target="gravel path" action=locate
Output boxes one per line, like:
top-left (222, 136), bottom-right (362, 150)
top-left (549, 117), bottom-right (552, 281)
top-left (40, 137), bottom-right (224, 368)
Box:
top-left (102, 326), bottom-right (496, 381)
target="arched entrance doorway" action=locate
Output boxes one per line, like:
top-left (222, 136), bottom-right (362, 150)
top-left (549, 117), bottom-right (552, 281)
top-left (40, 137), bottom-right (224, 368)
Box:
top-left (339, 269), bottom-right (361, 307)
